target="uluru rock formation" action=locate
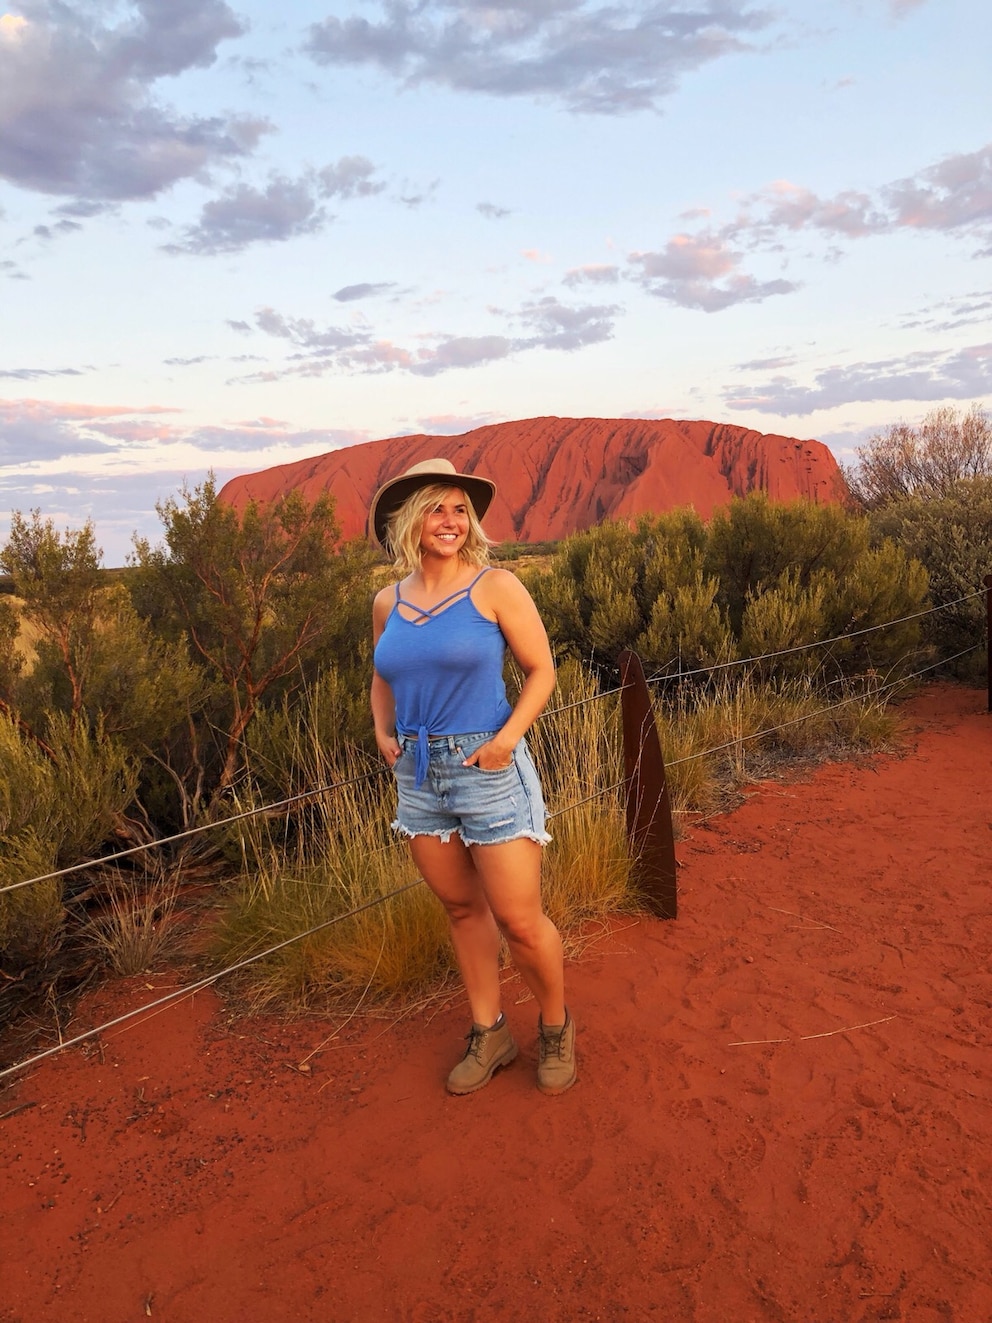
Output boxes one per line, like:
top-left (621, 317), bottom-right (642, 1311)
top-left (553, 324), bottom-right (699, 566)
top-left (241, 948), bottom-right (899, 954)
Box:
top-left (219, 417), bottom-right (847, 543)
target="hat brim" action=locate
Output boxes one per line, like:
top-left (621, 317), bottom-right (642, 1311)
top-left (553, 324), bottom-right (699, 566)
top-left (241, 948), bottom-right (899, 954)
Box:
top-left (369, 469), bottom-right (496, 549)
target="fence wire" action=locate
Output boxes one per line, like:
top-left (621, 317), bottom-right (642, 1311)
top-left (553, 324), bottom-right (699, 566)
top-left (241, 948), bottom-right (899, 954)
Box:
top-left (0, 633), bottom-right (983, 1084)
top-left (0, 586), bottom-right (986, 902)
top-left (646, 587), bottom-right (986, 684)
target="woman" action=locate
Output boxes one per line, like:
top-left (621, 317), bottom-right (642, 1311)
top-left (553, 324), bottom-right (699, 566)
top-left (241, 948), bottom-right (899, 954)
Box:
top-left (370, 457), bottom-right (576, 1096)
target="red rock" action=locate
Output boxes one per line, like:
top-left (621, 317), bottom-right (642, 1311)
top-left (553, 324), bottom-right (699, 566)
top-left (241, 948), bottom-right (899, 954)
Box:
top-left (218, 416), bottom-right (847, 542)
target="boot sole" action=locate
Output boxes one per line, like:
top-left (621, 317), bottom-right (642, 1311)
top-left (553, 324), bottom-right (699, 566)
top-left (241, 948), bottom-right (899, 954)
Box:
top-left (537, 1066), bottom-right (578, 1096)
top-left (446, 1041), bottom-right (519, 1095)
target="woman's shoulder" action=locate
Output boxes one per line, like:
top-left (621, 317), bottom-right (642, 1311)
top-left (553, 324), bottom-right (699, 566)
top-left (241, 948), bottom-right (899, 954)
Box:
top-left (473, 565), bottom-right (532, 605)
top-left (372, 580), bottom-right (402, 620)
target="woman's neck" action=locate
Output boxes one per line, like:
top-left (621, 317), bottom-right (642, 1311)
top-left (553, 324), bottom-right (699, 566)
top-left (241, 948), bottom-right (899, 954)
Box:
top-left (409, 556), bottom-right (473, 596)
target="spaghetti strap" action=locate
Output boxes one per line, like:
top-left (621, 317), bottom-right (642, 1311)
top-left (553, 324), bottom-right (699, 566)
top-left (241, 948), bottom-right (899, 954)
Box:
top-left (394, 567), bottom-right (494, 624)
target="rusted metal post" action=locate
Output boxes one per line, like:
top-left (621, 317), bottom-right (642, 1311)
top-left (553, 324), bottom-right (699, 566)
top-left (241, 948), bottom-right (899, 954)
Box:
top-left (618, 649), bottom-right (677, 919)
top-left (985, 574), bottom-right (992, 714)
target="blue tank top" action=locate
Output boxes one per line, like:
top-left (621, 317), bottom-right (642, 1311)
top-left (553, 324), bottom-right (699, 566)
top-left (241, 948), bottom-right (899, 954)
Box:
top-left (373, 568), bottom-right (513, 786)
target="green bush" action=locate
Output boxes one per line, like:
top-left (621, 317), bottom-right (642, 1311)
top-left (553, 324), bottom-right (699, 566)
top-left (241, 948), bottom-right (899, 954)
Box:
top-left (872, 475), bottom-right (992, 676)
top-left (0, 710), bottom-right (138, 980)
top-left (530, 495), bottom-right (929, 681)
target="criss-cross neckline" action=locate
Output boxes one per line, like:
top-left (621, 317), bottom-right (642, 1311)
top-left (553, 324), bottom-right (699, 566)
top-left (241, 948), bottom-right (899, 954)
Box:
top-left (394, 568), bottom-right (491, 626)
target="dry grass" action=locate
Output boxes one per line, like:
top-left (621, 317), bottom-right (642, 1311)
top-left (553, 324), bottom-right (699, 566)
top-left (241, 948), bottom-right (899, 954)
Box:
top-left (655, 671), bottom-right (901, 826)
top-left (81, 870), bottom-right (184, 976)
top-left (208, 658), bottom-right (900, 1015)
top-left (215, 660), bottom-right (638, 1012)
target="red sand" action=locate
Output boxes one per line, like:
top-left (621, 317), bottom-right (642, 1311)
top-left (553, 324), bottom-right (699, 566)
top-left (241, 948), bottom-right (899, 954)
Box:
top-left (3, 683), bottom-right (991, 1323)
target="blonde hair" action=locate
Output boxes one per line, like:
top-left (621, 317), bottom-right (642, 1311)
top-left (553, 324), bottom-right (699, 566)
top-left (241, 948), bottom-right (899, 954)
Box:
top-left (387, 484), bottom-right (493, 575)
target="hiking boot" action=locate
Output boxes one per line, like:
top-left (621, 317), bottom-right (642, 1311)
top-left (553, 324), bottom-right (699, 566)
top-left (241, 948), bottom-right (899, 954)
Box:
top-left (537, 1010), bottom-right (577, 1095)
top-left (446, 1015), bottom-right (518, 1095)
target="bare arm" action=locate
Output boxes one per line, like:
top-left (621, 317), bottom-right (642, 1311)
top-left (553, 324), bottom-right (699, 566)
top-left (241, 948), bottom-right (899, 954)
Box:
top-left (371, 586), bottom-right (402, 766)
top-left (464, 569), bottom-right (555, 770)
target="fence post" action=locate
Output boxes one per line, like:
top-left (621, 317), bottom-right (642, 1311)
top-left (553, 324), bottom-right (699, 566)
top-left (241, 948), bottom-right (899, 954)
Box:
top-left (617, 649), bottom-right (677, 919)
top-left (986, 574), bottom-right (992, 714)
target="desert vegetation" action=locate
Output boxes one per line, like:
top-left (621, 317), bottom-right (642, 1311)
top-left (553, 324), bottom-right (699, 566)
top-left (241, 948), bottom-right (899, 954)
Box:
top-left (1, 408), bottom-right (989, 1040)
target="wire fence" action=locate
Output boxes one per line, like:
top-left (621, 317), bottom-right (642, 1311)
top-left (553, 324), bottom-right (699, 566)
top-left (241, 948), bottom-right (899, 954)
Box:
top-left (1, 584), bottom-right (986, 901)
top-left (646, 587), bottom-right (986, 684)
top-left (0, 582), bottom-right (988, 1083)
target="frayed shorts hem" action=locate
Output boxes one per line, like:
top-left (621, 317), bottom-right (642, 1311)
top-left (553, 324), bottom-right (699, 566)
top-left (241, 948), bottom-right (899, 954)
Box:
top-left (390, 820), bottom-right (551, 848)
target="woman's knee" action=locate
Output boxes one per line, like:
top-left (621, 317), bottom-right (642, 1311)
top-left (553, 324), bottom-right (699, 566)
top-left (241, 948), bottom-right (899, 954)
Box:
top-left (495, 909), bottom-right (550, 950)
top-left (441, 892), bottom-right (493, 926)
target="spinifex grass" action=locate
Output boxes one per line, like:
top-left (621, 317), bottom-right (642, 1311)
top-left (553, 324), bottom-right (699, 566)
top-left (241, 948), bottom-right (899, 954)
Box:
top-left (529, 663), bottom-right (635, 946)
top-left (212, 657), bottom-right (899, 1013)
top-left (215, 660), bottom-right (638, 1011)
top-left (81, 869), bottom-right (183, 976)
top-left (655, 669), bottom-right (901, 821)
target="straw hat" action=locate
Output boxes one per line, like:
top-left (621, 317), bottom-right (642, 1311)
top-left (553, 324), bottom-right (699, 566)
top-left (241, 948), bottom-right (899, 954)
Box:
top-left (368, 457), bottom-right (496, 548)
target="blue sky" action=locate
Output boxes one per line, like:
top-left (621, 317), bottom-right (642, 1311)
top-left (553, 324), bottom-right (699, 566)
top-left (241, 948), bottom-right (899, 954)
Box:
top-left (1, 0), bottom-right (989, 563)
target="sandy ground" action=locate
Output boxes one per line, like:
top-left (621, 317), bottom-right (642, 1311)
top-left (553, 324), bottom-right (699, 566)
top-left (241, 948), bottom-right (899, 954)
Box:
top-left (2, 683), bottom-right (991, 1323)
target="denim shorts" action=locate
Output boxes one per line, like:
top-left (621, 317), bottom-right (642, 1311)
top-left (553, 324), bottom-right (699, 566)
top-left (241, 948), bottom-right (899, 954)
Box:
top-left (392, 731), bottom-right (551, 848)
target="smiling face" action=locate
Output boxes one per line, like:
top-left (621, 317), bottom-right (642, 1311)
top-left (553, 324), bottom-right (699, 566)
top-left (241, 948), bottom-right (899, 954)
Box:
top-left (418, 487), bottom-right (470, 560)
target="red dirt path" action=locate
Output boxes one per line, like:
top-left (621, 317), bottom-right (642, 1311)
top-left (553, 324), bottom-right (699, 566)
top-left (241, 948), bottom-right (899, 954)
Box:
top-left (3, 684), bottom-right (991, 1323)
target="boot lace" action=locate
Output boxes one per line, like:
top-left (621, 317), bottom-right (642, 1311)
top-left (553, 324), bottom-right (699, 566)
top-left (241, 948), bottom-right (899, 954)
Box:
top-left (463, 1026), bottom-right (486, 1060)
top-left (539, 1024), bottom-right (565, 1062)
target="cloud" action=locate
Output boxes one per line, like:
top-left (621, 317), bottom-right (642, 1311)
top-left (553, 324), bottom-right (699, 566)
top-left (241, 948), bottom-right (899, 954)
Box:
top-left (166, 158), bottom-right (384, 255)
top-left (518, 295), bottom-right (619, 348)
top-left (0, 398), bottom-right (144, 462)
top-left (0, 365), bottom-right (87, 379)
top-left (0, 404), bottom-right (372, 561)
top-left (882, 144), bottom-right (992, 237)
top-left (724, 342), bottom-right (992, 415)
top-left (727, 144), bottom-right (992, 253)
top-left (304, 0), bottom-right (773, 115)
top-left (333, 282), bottom-right (397, 302)
top-left (397, 178), bottom-right (439, 208)
top-left (630, 233), bottom-right (797, 311)
top-left (245, 293), bottom-right (624, 378)
top-left (897, 290), bottom-right (992, 334)
top-left (179, 423), bottom-right (366, 453)
top-left (630, 142), bottom-right (992, 314)
top-left (253, 306), bottom-right (370, 354)
top-left (413, 411), bottom-right (500, 434)
top-left (0, 0), bottom-right (264, 203)
top-left (738, 181), bottom-right (886, 239)
top-left (562, 263), bottom-right (620, 286)
top-left (477, 202), bottom-right (511, 219)
top-left (408, 335), bottom-right (514, 376)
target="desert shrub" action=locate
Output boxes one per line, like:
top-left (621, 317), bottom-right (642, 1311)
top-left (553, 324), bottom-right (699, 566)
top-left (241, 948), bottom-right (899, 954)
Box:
top-left (871, 475), bottom-right (992, 677)
top-left (739, 571), bottom-right (828, 675)
top-left (132, 477), bottom-right (379, 797)
top-left (636, 569), bottom-right (733, 675)
top-left (243, 664), bottom-right (376, 811)
top-left (844, 404), bottom-right (992, 509)
top-left (531, 496), bottom-right (929, 681)
top-left (15, 583), bottom-right (207, 757)
top-left (0, 710), bottom-right (139, 1035)
top-left (0, 511), bottom-right (103, 722)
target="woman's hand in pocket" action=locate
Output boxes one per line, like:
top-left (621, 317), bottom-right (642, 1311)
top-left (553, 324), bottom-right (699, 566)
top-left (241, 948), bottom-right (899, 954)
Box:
top-left (462, 739), bottom-right (514, 771)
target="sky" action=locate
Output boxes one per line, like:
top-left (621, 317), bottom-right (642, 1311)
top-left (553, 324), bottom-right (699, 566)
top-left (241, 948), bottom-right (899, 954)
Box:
top-left (0, 0), bottom-right (989, 564)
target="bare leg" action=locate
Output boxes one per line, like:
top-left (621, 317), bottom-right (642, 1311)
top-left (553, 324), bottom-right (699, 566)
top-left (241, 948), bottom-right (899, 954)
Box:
top-left (470, 838), bottom-right (566, 1026)
top-left (409, 834), bottom-right (503, 1026)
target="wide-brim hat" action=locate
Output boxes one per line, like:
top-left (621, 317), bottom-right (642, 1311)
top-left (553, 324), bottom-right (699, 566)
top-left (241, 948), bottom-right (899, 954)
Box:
top-left (368, 457), bottom-right (496, 549)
